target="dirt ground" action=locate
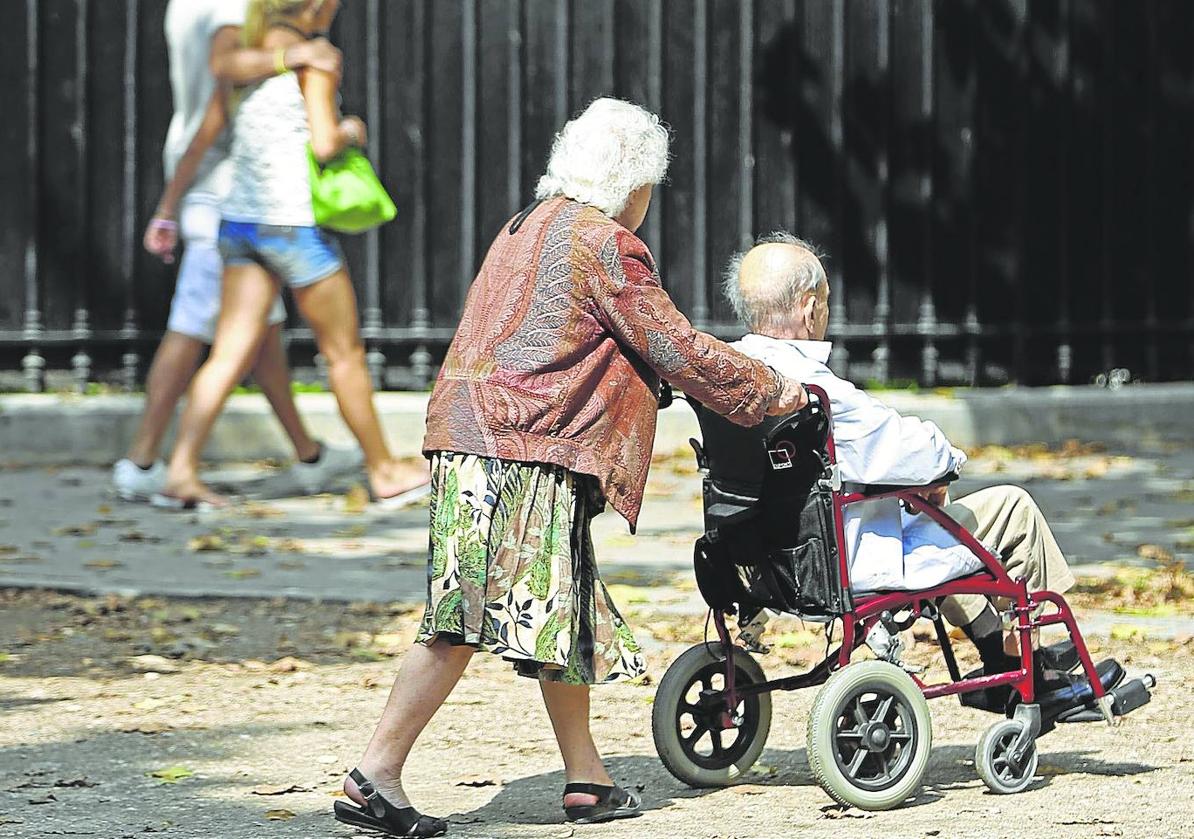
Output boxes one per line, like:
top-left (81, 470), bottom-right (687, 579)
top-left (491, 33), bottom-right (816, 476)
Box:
top-left (1, 589), bottom-right (1192, 839)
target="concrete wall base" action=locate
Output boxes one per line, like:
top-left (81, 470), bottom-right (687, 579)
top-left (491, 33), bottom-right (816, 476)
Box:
top-left (2, 384), bottom-right (1190, 466)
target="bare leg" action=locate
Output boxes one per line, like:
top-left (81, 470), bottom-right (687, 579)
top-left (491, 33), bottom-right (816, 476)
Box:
top-left (540, 681), bottom-right (614, 808)
top-left (292, 271), bottom-right (427, 498)
top-left (346, 639), bottom-right (474, 807)
top-left (251, 323), bottom-right (319, 463)
top-left (163, 264), bottom-right (277, 504)
top-left (124, 331), bottom-right (205, 467)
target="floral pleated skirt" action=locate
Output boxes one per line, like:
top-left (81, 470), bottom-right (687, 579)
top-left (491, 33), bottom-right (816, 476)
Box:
top-left (416, 451), bottom-right (646, 685)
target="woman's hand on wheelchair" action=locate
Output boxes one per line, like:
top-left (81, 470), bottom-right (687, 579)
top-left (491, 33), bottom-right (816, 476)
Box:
top-left (766, 376), bottom-right (810, 416)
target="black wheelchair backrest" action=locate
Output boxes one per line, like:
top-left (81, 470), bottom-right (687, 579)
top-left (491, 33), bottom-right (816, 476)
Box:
top-left (690, 397), bottom-right (831, 507)
top-left (688, 394), bottom-right (850, 620)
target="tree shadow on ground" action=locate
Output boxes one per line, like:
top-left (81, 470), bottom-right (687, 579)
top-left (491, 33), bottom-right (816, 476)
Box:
top-left (0, 714), bottom-right (1164, 839)
top-left (459, 744), bottom-right (1159, 830)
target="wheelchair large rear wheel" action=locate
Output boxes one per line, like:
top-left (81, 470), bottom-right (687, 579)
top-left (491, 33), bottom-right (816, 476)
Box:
top-left (806, 660), bottom-right (932, 810)
top-left (652, 643), bottom-right (772, 788)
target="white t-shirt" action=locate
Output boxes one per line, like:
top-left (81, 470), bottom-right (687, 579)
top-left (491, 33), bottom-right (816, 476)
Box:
top-left (732, 334), bottom-right (980, 594)
top-left (221, 72), bottom-right (317, 226)
top-left (162, 0), bottom-right (247, 204)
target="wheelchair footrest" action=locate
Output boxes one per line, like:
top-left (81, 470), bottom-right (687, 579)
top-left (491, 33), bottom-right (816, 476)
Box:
top-left (1057, 674), bottom-right (1155, 723)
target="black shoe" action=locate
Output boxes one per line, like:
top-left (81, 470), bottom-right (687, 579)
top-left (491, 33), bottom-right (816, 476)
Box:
top-left (958, 666), bottom-right (1013, 713)
top-left (333, 769), bottom-right (447, 837)
top-left (1037, 639), bottom-right (1080, 673)
top-left (562, 783), bottom-right (643, 824)
top-left (958, 649), bottom-right (1103, 714)
top-left (1038, 659), bottom-right (1126, 714)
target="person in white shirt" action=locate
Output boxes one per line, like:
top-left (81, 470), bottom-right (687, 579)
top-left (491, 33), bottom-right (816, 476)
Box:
top-left (114, 0), bottom-right (358, 503)
top-left (724, 232), bottom-right (1081, 692)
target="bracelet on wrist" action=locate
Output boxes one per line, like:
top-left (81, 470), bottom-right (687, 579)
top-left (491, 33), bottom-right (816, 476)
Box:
top-left (274, 47), bottom-right (289, 75)
top-left (150, 217), bottom-right (179, 231)
top-left (766, 366), bottom-right (784, 402)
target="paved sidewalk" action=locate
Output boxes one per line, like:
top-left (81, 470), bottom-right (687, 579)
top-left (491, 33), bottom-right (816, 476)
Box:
top-left (0, 440), bottom-right (1191, 634)
top-left (1, 440), bottom-right (1192, 839)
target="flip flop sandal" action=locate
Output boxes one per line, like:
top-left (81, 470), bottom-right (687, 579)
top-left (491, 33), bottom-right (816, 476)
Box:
top-left (562, 782), bottom-right (643, 824)
top-left (372, 481), bottom-right (432, 510)
top-left (149, 493), bottom-right (226, 512)
top-left (333, 768), bottom-right (447, 838)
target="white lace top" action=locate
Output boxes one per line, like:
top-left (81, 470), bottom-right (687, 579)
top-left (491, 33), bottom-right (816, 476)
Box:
top-left (222, 72), bottom-right (316, 226)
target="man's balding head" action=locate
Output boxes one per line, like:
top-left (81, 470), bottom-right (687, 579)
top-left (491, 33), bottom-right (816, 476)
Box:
top-left (723, 232), bottom-right (828, 339)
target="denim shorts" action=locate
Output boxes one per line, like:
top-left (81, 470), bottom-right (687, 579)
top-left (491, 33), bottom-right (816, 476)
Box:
top-left (167, 201), bottom-right (286, 342)
top-left (218, 220), bottom-right (345, 288)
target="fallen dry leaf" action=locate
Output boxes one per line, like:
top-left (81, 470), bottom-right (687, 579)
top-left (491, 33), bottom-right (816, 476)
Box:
top-left (344, 484), bottom-right (369, 514)
top-left (53, 777), bottom-right (98, 788)
top-left (225, 568), bottom-right (261, 580)
top-left (149, 766), bottom-right (194, 784)
top-left (268, 656), bottom-right (311, 673)
top-left (52, 523), bottom-right (97, 537)
top-left (188, 534), bottom-right (226, 552)
top-left (1137, 544), bottom-right (1175, 563)
top-left (252, 784), bottom-right (310, 796)
top-left (265, 809), bottom-right (296, 821)
top-left (229, 535), bottom-right (270, 556)
top-left (455, 777), bottom-right (498, 788)
top-left (130, 655), bottom-right (181, 674)
top-left (119, 722), bottom-right (173, 735)
top-left (83, 559), bottom-right (123, 571)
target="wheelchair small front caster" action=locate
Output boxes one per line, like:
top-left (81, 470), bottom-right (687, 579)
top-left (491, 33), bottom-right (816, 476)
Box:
top-left (975, 718), bottom-right (1039, 794)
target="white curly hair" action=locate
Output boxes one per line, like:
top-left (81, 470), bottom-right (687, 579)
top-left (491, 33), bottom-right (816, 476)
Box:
top-left (535, 97), bottom-right (670, 217)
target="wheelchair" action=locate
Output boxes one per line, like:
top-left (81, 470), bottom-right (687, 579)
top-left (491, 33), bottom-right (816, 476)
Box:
top-left (651, 385), bottom-right (1156, 810)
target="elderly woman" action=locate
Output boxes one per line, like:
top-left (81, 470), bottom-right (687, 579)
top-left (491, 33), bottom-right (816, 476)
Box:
top-left (335, 98), bottom-right (807, 837)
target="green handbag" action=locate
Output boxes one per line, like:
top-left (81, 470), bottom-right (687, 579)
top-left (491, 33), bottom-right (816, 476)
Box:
top-left (306, 145), bottom-right (397, 234)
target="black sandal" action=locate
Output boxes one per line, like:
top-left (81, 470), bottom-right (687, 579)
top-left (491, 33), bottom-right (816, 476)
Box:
top-left (562, 782), bottom-right (642, 824)
top-left (333, 768), bottom-right (447, 837)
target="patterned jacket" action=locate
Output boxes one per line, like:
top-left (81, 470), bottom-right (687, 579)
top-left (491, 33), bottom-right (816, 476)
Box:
top-left (423, 197), bottom-right (783, 529)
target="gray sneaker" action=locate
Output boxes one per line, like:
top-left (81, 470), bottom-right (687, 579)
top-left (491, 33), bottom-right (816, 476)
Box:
top-left (111, 458), bottom-right (167, 502)
top-left (288, 443), bottom-right (364, 495)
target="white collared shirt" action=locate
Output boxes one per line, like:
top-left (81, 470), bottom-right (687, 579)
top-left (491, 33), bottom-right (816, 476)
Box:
top-left (732, 334), bottom-right (982, 593)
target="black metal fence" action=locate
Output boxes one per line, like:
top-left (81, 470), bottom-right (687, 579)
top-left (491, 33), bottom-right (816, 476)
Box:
top-left (4, 0), bottom-right (1193, 391)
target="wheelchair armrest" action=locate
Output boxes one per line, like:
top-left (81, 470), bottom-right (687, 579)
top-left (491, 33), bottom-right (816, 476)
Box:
top-left (854, 471), bottom-right (960, 497)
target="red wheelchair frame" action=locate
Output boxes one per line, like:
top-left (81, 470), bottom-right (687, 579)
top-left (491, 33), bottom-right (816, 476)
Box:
top-left (653, 383), bottom-right (1153, 806)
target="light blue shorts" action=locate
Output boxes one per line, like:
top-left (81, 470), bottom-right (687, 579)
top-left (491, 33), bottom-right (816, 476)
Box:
top-left (218, 220), bottom-right (345, 288)
top-left (167, 199), bottom-right (286, 343)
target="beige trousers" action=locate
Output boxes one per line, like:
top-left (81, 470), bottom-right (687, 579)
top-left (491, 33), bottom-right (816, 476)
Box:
top-left (937, 485), bottom-right (1076, 627)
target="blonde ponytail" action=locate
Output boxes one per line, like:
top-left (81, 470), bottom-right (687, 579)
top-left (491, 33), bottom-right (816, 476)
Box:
top-left (242, 0), bottom-right (268, 48)
top-left (242, 0), bottom-right (313, 48)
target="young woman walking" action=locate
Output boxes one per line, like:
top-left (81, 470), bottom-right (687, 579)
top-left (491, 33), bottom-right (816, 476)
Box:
top-left (146, 0), bottom-right (426, 508)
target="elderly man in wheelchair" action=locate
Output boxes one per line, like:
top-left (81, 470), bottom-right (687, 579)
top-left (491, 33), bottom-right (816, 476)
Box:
top-left (649, 232), bottom-right (1155, 810)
